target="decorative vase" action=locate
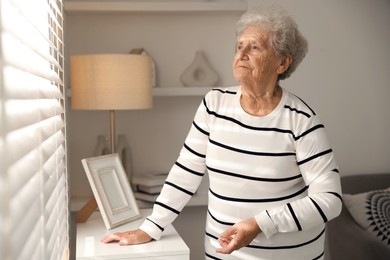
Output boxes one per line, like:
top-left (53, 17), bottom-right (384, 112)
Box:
top-left (180, 51), bottom-right (219, 87)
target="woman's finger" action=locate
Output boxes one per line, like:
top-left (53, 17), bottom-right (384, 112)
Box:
top-left (101, 233), bottom-right (121, 243)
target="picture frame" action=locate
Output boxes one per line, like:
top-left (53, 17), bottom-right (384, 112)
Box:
top-left (81, 153), bottom-right (141, 229)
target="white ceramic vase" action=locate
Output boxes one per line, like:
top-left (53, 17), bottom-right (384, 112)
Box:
top-left (180, 51), bottom-right (219, 87)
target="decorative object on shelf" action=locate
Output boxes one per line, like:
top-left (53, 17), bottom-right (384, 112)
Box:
top-left (70, 54), bottom-right (153, 222)
top-left (180, 50), bottom-right (219, 87)
top-left (116, 134), bottom-right (132, 180)
top-left (130, 48), bottom-right (157, 88)
top-left (81, 154), bottom-right (141, 229)
top-left (132, 173), bottom-right (168, 202)
top-left (94, 135), bottom-right (110, 156)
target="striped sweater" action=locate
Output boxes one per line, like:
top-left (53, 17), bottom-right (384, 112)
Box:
top-left (139, 86), bottom-right (342, 260)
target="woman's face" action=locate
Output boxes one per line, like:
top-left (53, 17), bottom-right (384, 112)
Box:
top-left (232, 26), bottom-right (286, 86)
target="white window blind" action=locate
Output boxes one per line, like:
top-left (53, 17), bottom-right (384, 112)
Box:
top-left (0, 0), bottom-right (68, 260)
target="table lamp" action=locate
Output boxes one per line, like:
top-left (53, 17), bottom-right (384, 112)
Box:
top-left (70, 54), bottom-right (152, 153)
top-left (70, 54), bottom-right (152, 222)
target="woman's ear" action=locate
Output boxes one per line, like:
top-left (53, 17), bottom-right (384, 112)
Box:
top-left (277, 55), bottom-right (292, 74)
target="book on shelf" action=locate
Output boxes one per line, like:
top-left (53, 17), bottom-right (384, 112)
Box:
top-left (132, 172), bottom-right (168, 187)
top-left (134, 191), bottom-right (160, 203)
top-left (136, 184), bottom-right (163, 195)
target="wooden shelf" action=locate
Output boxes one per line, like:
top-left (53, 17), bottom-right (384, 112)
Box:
top-left (64, 1), bottom-right (247, 14)
top-left (152, 86), bottom-right (212, 97)
top-left (66, 87), bottom-right (213, 98)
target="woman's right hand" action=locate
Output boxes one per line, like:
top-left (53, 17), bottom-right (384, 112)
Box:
top-left (101, 229), bottom-right (152, 246)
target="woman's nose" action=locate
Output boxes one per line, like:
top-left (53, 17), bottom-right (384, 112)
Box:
top-left (237, 49), bottom-right (249, 60)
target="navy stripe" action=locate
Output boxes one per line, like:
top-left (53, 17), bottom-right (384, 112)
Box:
top-left (206, 231), bottom-right (218, 240)
top-left (294, 124), bottom-right (324, 141)
top-left (193, 121), bottom-right (209, 136)
top-left (209, 139), bottom-right (296, 157)
top-left (175, 162), bottom-right (204, 176)
top-left (206, 229), bottom-right (326, 250)
top-left (155, 201), bottom-right (180, 215)
top-left (209, 185), bottom-right (308, 203)
top-left (207, 209), bottom-right (234, 226)
top-left (266, 210), bottom-right (272, 219)
top-left (246, 228), bottom-right (325, 250)
top-left (297, 149), bottom-right (333, 165)
top-left (203, 96), bottom-right (321, 143)
top-left (310, 197), bottom-right (328, 223)
top-left (284, 105), bottom-right (311, 118)
top-left (314, 252), bottom-right (325, 260)
top-left (184, 143), bottom-right (205, 158)
top-left (205, 253), bottom-right (223, 260)
top-left (294, 94), bottom-right (316, 116)
top-left (207, 165), bottom-right (302, 182)
top-left (203, 98), bottom-right (295, 136)
top-left (165, 181), bottom-right (194, 196)
top-left (328, 191), bottom-right (342, 201)
top-left (146, 218), bottom-right (164, 232)
top-left (288, 203), bottom-right (302, 231)
top-left (211, 88), bottom-right (237, 95)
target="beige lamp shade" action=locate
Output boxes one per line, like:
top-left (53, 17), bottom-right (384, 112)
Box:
top-left (70, 54), bottom-right (152, 110)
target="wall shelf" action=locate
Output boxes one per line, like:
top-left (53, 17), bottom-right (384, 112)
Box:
top-left (66, 86), bottom-right (213, 98)
top-left (152, 86), bottom-right (212, 97)
top-left (64, 1), bottom-right (247, 14)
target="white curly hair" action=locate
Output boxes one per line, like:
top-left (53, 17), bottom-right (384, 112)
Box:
top-left (236, 6), bottom-right (308, 80)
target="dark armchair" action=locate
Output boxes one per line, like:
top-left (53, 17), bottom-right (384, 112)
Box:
top-left (326, 173), bottom-right (390, 260)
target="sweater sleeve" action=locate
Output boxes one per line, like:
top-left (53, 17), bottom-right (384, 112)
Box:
top-left (255, 115), bottom-right (342, 238)
top-left (139, 96), bottom-right (210, 240)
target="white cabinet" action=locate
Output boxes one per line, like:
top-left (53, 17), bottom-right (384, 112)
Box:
top-left (76, 209), bottom-right (189, 260)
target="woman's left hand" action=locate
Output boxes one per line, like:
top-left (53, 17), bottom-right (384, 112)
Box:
top-left (216, 217), bottom-right (261, 254)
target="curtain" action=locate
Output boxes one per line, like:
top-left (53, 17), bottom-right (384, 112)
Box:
top-left (0, 0), bottom-right (68, 259)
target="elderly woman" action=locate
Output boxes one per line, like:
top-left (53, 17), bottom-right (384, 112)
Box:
top-left (102, 7), bottom-right (342, 260)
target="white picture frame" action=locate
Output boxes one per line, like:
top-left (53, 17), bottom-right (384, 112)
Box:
top-left (81, 153), bottom-right (141, 229)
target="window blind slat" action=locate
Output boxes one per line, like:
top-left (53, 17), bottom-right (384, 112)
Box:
top-left (1, 0), bottom-right (67, 259)
top-left (45, 165), bottom-right (66, 222)
top-left (3, 66), bottom-right (62, 99)
top-left (20, 219), bottom-right (43, 260)
top-left (11, 149), bottom-right (66, 258)
top-left (10, 170), bottom-right (41, 225)
top-left (2, 32), bottom-right (61, 83)
top-left (7, 116), bottom-right (64, 165)
top-left (46, 164), bottom-right (67, 260)
top-left (9, 131), bottom-right (65, 197)
top-left (11, 198), bottom-right (41, 258)
top-left (5, 99), bottom-right (63, 132)
top-left (3, 0), bottom-right (62, 70)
